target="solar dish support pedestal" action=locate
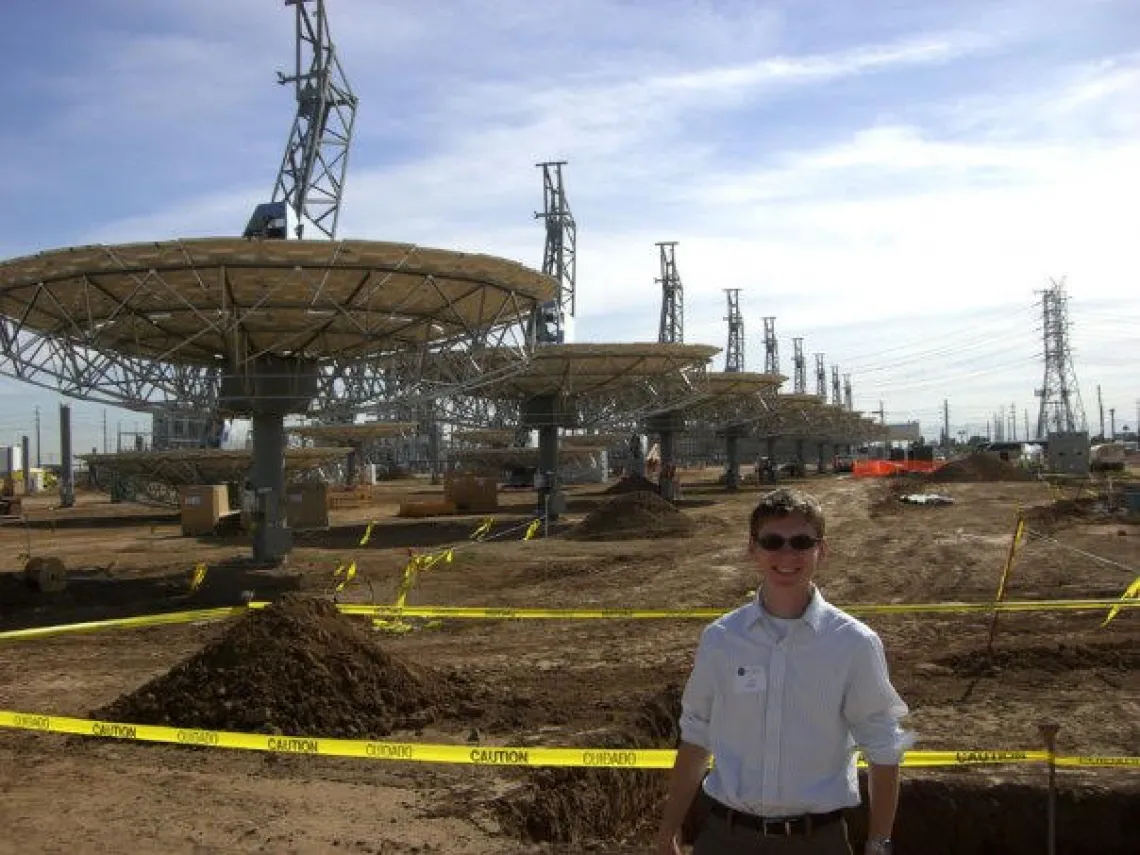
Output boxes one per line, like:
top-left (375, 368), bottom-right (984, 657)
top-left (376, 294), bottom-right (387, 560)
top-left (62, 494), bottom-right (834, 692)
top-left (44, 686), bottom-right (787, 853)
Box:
top-left (220, 356), bottom-right (320, 563)
top-left (344, 442), bottom-right (362, 486)
top-left (59, 403), bottom-right (75, 508)
top-left (644, 410), bottom-right (685, 501)
top-left (520, 394), bottom-right (577, 523)
top-left (718, 423), bottom-right (750, 492)
top-left (21, 436), bottom-right (32, 495)
top-left (765, 434), bottom-right (778, 480)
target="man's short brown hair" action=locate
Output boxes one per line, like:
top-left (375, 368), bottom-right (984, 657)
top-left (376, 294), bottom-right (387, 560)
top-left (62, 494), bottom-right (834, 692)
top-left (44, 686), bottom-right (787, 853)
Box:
top-left (749, 488), bottom-right (826, 540)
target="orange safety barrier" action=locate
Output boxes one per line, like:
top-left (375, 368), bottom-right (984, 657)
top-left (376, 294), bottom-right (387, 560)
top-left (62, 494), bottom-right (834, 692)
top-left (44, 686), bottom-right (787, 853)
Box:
top-left (852, 459), bottom-right (944, 477)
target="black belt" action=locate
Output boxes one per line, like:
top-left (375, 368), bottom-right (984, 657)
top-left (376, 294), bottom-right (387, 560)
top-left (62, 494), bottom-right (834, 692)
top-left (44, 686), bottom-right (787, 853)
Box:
top-left (708, 800), bottom-right (843, 837)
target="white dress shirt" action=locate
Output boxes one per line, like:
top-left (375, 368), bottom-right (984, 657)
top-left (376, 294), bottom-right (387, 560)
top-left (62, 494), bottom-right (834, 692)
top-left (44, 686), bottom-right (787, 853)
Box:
top-left (680, 588), bottom-right (913, 818)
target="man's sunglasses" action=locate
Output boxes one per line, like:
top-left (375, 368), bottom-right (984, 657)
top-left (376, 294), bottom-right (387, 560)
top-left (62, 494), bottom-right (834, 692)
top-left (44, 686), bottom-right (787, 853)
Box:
top-left (754, 533), bottom-right (820, 552)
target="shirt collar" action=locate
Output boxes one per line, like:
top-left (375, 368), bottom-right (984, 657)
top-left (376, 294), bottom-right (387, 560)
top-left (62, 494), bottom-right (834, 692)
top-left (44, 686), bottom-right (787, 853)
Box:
top-left (750, 586), bottom-right (828, 634)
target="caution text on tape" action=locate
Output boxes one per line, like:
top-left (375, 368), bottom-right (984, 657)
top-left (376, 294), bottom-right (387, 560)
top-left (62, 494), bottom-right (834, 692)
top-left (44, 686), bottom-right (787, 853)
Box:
top-left (3, 710), bottom-right (1130, 770)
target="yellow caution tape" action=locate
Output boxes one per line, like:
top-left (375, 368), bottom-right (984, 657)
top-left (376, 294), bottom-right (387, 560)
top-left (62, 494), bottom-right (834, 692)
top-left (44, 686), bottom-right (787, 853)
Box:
top-left (847, 599), bottom-right (1140, 616)
top-left (0, 607), bottom-right (246, 642)
top-left (991, 513), bottom-right (1025, 606)
top-left (188, 563), bottom-right (208, 593)
top-left (924, 750), bottom-right (1047, 766)
top-left (2, 710), bottom-right (1126, 770)
top-left (341, 599), bottom-right (1140, 621)
top-left (0, 710), bottom-right (668, 767)
top-left (359, 521), bottom-right (376, 546)
top-left (470, 517), bottom-right (494, 541)
top-left (1055, 755), bottom-right (1140, 768)
top-left (372, 546), bottom-right (454, 634)
top-left (371, 555), bottom-right (420, 635)
top-left (1101, 575), bottom-right (1140, 628)
top-left (524, 519), bottom-right (541, 540)
top-left (334, 561), bottom-right (357, 594)
top-left (2, 598), bottom-right (1137, 643)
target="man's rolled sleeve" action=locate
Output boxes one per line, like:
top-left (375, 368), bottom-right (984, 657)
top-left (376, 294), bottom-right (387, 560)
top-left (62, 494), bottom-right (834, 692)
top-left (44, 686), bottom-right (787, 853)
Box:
top-left (842, 631), bottom-right (914, 765)
top-left (678, 630), bottom-right (717, 749)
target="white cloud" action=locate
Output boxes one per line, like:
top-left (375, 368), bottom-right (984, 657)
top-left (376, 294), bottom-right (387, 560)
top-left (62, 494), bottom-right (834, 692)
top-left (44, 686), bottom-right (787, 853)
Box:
top-left (4, 0), bottom-right (1140, 444)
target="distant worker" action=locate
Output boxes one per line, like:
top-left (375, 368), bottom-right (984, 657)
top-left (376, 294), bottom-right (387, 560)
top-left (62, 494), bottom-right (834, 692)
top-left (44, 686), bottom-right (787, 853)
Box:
top-left (654, 488), bottom-right (910, 855)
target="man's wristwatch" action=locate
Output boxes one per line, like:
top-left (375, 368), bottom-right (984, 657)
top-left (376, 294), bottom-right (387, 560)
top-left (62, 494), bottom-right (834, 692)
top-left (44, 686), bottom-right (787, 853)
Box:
top-left (865, 839), bottom-right (892, 855)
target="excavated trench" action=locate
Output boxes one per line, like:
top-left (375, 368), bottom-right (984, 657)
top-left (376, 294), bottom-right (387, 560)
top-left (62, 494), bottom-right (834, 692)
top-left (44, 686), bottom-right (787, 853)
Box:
top-left (495, 684), bottom-right (1139, 854)
top-left (94, 595), bottom-right (1138, 853)
top-left (856, 777), bottom-right (1138, 854)
top-left (503, 767), bottom-right (1139, 853)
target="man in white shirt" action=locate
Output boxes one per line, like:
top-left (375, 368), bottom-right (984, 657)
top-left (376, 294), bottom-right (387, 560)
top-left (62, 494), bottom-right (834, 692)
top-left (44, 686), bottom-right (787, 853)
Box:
top-left (654, 488), bottom-right (910, 855)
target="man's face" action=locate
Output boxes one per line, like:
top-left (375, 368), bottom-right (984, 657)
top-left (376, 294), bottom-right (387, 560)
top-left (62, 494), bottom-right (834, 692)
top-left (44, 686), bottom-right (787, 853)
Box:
top-left (749, 511), bottom-right (825, 593)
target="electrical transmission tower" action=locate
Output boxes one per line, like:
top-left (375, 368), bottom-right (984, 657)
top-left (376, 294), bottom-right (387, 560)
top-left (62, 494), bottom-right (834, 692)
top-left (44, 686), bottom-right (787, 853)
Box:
top-left (762, 318), bottom-right (779, 374)
top-left (814, 353), bottom-right (826, 399)
top-left (843, 374), bottom-right (853, 411)
top-left (1034, 278), bottom-right (1086, 438)
top-left (830, 365), bottom-right (841, 407)
top-left (657, 242), bottom-right (683, 344)
top-left (246, 0), bottom-right (359, 240)
top-left (724, 289), bottom-right (744, 372)
top-left (792, 338), bottom-right (806, 394)
top-left (531, 161), bottom-right (577, 345)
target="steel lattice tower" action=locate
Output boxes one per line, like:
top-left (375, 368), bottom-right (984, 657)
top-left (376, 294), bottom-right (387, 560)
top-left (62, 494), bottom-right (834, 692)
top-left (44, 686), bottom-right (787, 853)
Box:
top-left (763, 317), bottom-right (779, 374)
top-left (1034, 278), bottom-right (1087, 438)
top-left (843, 374), bottom-right (853, 411)
top-left (831, 365), bottom-right (841, 407)
top-left (532, 161), bottom-right (577, 345)
top-left (724, 289), bottom-right (744, 372)
top-left (263, 0), bottom-right (358, 240)
top-left (793, 338), bottom-right (806, 394)
top-left (657, 242), bottom-right (683, 344)
top-left (814, 353), bottom-right (827, 399)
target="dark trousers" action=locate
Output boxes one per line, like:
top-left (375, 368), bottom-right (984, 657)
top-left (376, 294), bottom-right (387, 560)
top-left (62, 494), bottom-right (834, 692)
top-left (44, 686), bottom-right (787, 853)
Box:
top-left (693, 811), bottom-right (853, 854)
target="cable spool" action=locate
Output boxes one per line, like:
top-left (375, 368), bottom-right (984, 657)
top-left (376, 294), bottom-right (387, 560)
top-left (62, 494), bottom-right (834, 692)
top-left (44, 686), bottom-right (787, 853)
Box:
top-left (23, 556), bottom-right (67, 593)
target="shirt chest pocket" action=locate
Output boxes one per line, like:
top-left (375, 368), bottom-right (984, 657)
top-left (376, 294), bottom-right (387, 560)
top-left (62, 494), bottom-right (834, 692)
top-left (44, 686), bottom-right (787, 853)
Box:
top-left (712, 659), bottom-right (769, 735)
top-left (732, 664), bottom-right (766, 694)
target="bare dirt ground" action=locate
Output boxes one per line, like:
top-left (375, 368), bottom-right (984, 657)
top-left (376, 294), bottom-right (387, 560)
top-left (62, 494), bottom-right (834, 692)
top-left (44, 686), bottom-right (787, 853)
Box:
top-left (1, 471), bottom-right (1138, 854)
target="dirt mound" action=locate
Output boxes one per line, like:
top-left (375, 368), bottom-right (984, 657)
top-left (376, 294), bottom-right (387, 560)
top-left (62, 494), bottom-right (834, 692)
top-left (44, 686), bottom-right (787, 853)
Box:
top-left (604, 474), bottom-right (661, 495)
top-left (927, 454), bottom-right (1033, 483)
top-left (1022, 496), bottom-right (1105, 529)
top-left (495, 684), bottom-right (683, 844)
top-left (568, 491), bottom-right (692, 541)
top-left (936, 640), bottom-right (1140, 677)
top-left (96, 595), bottom-right (482, 738)
top-left (867, 477), bottom-right (935, 517)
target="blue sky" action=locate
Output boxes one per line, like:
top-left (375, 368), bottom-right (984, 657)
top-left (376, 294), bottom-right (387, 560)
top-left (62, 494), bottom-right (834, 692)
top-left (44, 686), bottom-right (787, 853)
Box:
top-left (2, 0), bottom-right (1140, 456)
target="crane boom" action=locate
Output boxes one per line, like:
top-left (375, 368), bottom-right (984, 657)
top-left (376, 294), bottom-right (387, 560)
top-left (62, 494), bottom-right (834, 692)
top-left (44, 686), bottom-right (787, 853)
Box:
top-left (244, 0), bottom-right (358, 240)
